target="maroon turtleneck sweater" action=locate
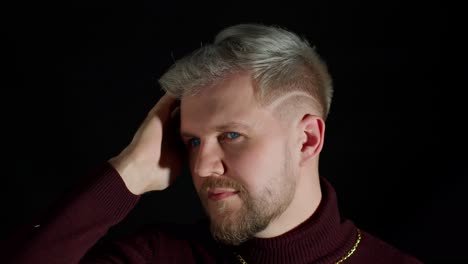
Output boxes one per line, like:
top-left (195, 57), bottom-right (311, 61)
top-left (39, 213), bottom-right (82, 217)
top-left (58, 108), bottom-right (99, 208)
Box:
top-left (4, 162), bottom-right (422, 263)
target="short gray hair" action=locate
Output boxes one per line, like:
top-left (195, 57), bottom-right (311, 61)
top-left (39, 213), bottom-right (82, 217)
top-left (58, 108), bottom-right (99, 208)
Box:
top-left (158, 23), bottom-right (333, 118)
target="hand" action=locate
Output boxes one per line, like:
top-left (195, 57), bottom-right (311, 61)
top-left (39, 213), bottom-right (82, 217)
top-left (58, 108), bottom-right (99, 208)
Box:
top-left (109, 94), bottom-right (186, 195)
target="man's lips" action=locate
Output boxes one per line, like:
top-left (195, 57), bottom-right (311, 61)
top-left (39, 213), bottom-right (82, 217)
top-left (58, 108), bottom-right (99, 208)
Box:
top-left (207, 189), bottom-right (239, 201)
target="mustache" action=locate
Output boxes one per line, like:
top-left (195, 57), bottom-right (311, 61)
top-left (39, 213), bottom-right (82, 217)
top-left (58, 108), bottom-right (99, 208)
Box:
top-left (199, 177), bottom-right (245, 192)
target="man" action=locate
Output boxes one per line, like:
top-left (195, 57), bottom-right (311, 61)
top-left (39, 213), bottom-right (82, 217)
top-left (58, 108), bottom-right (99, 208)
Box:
top-left (6, 24), bottom-right (422, 263)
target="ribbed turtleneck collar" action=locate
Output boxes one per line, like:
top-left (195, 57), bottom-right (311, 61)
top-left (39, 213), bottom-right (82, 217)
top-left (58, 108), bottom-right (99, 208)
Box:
top-left (229, 177), bottom-right (358, 264)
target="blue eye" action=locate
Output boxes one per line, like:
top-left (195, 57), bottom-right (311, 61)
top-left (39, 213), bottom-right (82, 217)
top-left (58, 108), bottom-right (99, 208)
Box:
top-left (189, 138), bottom-right (201, 148)
top-left (187, 132), bottom-right (241, 149)
top-left (226, 132), bottom-right (240, 139)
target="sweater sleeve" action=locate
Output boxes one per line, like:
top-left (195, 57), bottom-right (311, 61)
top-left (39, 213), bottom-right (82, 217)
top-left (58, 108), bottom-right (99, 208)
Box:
top-left (5, 162), bottom-right (142, 264)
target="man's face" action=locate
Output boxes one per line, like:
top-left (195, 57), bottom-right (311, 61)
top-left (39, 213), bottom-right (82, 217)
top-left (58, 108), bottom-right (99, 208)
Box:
top-left (180, 73), bottom-right (299, 245)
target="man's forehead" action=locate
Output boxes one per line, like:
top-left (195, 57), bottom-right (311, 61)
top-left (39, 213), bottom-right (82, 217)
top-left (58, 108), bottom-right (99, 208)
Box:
top-left (179, 81), bottom-right (259, 125)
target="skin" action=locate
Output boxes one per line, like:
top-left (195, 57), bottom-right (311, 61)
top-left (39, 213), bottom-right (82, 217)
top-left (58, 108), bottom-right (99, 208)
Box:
top-left (110, 71), bottom-right (325, 243)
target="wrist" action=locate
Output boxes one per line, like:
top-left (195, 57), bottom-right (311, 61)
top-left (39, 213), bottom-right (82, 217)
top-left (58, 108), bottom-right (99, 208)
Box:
top-left (108, 155), bottom-right (146, 195)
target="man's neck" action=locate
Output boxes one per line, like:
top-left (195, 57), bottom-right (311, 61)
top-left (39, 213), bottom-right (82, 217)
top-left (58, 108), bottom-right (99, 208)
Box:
top-left (254, 170), bottom-right (322, 239)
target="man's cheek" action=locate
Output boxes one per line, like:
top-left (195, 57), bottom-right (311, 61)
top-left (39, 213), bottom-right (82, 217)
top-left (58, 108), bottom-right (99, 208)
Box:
top-left (191, 175), bottom-right (204, 192)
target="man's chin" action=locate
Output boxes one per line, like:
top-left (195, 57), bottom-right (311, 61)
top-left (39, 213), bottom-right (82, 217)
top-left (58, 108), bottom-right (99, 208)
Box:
top-left (207, 210), bottom-right (263, 245)
top-left (209, 220), bottom-right (250, 246)
top-left (204, 196), bottom-right (242, 215)
top-left (207, 206), bottom-right (238, 225)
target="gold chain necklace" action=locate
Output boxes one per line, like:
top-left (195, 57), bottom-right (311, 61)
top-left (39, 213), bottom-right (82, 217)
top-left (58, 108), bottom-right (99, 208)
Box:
top-left (233, 228), bottom-right (362, 264)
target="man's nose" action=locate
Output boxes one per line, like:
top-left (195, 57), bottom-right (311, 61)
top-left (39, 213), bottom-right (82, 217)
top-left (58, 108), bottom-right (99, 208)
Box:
top-left (193, 141), bottom-right (225, 178)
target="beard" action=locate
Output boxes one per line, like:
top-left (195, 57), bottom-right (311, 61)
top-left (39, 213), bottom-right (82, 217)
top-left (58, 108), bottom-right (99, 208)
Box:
top-left (197, 149), bottom-right (297, 246)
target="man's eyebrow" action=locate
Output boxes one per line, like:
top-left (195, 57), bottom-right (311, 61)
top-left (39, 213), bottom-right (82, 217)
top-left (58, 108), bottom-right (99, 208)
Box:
top-left (180, 121), bottom-right (252, 138)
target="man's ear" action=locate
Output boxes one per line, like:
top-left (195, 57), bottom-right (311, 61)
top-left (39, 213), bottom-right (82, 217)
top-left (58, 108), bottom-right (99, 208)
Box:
top-left (297, 114), bottom-right (325, 166)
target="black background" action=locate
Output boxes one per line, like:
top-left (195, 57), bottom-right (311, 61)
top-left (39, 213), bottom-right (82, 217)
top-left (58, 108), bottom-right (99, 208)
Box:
top-left (3, 1), bottom-right (465, 262)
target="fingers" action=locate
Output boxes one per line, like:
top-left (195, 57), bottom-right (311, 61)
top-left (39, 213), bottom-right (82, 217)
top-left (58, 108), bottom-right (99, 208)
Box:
top-left (153, 93), bottom-right (177, 110)
top-left (170, 106), bottom-right (180, 119)
top-left (149, 93), bottom-right (180, 123)
top-left (159, 93), bottom-right (178, 106)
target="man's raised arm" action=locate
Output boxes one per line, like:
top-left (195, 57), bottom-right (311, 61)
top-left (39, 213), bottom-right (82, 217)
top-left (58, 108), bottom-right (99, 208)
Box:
top-left (5, 94), bottom-right (186, 264)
